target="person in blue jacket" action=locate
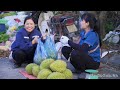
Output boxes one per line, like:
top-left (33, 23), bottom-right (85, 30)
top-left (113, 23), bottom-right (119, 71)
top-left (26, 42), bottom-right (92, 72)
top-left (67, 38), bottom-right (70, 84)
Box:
top-left (11, 16), bottom-right (46, 68)
top-left (61, 13), bottom-right (102, 73)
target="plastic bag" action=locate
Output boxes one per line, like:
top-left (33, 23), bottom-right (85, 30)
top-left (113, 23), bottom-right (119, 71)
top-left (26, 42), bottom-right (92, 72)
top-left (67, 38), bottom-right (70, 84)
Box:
top-left (40, 20), bottom-right (51, 36)
top-left (9, 51), bottom-right (13, 60)
top-left (60, 36), bottom-right (70, 47)
top-left (44, 36), bottom-right (57, 60)
top-left (7, 19), bottom-right (17, 27)
top-left (55, 42), bottom-right (63, 59)
top-left (33, 39), bottom-right (47, 65)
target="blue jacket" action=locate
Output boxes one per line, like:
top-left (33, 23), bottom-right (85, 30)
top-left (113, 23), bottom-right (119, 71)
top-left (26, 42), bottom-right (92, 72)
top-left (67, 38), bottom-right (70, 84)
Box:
top-left (11, 28), bottom-right (42, 52)
top-left (68, 29), bottom-right (100, 62)
top-left (79, 29), bottom-right (100, 62)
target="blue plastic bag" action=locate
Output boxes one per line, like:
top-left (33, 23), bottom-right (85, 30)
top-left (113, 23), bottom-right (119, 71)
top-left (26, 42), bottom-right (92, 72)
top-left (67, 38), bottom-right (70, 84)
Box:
top-left (33, 39), bottom-right (47, 65)
top-left (44, 36), bottom-right (57, 60)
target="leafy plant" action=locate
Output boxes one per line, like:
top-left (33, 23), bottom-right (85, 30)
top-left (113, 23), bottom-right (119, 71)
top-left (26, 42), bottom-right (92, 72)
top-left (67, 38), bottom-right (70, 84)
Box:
top-left (0, 32), bottom-right (9, 43)
top-left (104, 22), bottom-right (114, 33)
top-left (0, 12), bottom-right (17, 19)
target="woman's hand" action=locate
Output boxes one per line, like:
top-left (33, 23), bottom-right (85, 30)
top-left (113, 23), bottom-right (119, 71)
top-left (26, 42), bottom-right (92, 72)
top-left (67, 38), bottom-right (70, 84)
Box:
top-left (32, 36), bottom-right (39, 44)
top-left (42, 33), bottom-right (47, 40)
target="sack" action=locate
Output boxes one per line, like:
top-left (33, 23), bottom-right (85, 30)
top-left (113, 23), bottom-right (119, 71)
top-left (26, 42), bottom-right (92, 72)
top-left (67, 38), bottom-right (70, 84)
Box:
top-left (33, 39), bottom-right (47, 65)
top-left (44, 36), bottom-right (57, 59)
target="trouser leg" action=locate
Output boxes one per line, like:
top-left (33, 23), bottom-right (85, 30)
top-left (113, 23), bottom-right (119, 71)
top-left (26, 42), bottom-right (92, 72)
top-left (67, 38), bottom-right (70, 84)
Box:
top-left (12, 49), bottom-right (26, 66)
top-left (25, 48), bottom-right (36, 63)
top-left (70, 50), bottom-right (100, 72)
top-left (62, 46), bottom-right (73, 60)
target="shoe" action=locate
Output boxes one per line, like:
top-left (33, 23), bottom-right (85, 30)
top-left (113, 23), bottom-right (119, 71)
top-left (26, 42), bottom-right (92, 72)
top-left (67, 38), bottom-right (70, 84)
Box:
top-left (24, 60), bottom-right (33, 64)
top-left (23, 61), bottom-right (29, 64)
top-left (12, 63), bottom-right (21, 69)
top-left (21, 63), bottom-right (28, 67)
top-left (78, 72), bottom-right (87, 79)
top-left (76, 70), bottom-right (83, 74)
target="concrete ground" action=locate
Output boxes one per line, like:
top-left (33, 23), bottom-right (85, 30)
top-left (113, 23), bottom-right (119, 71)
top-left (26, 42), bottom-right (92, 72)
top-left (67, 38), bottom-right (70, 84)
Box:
top-left (0, 58), bottom-right (26, 79)
top-left (0, 55), bottom-right (120, 79)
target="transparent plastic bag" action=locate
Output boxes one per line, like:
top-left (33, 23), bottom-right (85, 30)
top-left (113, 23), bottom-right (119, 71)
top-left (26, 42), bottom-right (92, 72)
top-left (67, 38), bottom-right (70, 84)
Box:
top-left (44, 36), bottom-right (57, 60)
top-left (33, 39), bottom-right (47, 65)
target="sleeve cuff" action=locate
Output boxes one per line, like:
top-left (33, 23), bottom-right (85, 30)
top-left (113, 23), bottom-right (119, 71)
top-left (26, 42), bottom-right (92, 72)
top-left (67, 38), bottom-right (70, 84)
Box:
top-left (41, 37), bottom-right (46, 43)
top-left (68, 40), bottom-right (73, 47)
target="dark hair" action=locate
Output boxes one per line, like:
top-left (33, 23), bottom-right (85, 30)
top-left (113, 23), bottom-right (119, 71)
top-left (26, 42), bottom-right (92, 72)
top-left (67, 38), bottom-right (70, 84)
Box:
top-left (24, 16), bottom-right (36, 24)
top-left (81, 13), bottom-right (102, 47)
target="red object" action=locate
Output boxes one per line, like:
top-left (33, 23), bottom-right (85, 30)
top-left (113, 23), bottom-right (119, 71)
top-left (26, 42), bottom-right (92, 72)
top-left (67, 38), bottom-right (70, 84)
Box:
top-left (19, 70), bottom-right (37, 79)
top-left (14, 18), bottom-right (21, 23)
top-left (65, 18), bottom-right (74, 26)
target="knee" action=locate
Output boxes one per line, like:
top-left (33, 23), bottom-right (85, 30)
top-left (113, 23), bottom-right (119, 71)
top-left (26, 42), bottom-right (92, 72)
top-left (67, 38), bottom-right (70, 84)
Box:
top-left (71, 50), bottom-right (78, 58)
top-left (61, 46), bottom-right (68, 54)
top-left (27, 47), bottom-right (35, 54)
top-left (13, 50), bottom-right (25, 56)
top-left (71, 50), bottom-right (87, 58)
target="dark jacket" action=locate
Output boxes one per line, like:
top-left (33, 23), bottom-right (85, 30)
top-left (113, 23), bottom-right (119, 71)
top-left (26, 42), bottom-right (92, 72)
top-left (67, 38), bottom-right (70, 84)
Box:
top-left (11, 28), bottom-right (42, 53)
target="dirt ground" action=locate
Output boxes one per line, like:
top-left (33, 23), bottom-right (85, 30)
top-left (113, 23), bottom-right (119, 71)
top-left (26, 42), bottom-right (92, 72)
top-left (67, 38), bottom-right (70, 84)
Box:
top-left (0, 57), bottom-right (120, 79)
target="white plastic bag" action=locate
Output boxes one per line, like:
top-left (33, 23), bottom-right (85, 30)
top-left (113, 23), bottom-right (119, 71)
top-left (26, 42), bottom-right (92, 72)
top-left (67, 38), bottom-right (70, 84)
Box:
top-left (55, 42), bottom-right (63, 52)
top-left (40, 20), bottom-right (51, 36)
top-left (60, 36), bottom-right (70, 47)
top-left (7, 19), bottom-right (17, 27)
top-left (9, 51), bottom-right (13, 60)
top-left (17, 11), bottom-right (26, 15)
top-left (55, 42), bottom-right (63, 59)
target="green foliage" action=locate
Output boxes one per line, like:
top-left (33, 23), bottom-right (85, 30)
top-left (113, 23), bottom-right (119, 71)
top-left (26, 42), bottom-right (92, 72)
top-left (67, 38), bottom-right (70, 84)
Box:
top-left (105, 11), bottom-right (120, 34)
top-left (0, 32), bottom-right (9, 43)
top-left (105, 22), bottom-right (114, 33)
top-left (0, 12), bottom-right (17, 19)
top-left (0, 19), bottom-right (8, 24)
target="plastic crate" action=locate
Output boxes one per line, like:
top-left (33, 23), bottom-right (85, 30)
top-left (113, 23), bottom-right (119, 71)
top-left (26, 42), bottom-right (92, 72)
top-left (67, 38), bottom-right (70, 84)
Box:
top-left (0, 24), bottom-right (6, 32)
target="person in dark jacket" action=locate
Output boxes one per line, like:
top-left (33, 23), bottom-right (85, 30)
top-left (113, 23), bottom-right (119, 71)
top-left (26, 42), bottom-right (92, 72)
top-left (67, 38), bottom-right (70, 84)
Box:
top-left (11, 16), bottom-right (46, 68)
top-left (61, 13), bottom-right (101, 72)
